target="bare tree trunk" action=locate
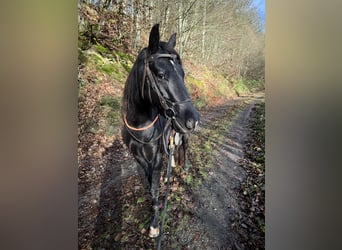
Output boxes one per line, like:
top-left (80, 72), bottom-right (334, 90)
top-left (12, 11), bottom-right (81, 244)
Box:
top-left (148, 0), bottom-right (153, 27)
top-left (130, 0), bottom-right (135, 30)
top-left (131, 0), bottom-right (142, 51)
top-left (135, 0), bottom-right (141, 51)
top-left (178, 1), bottom-right (183, 57)
top-left (162, 4), bottom-right (170, 37)
top-left (201, 0), bottom-right (206, 60)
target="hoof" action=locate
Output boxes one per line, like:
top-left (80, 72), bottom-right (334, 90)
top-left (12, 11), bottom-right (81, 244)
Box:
top-left (171, 155), bottom-right (176, 168)
top-left (149, 226), bottom-right (160, 238)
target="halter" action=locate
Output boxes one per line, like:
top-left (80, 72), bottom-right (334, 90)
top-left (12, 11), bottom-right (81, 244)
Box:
top-left (141, 53), bottom-right (192, 120)
top-left (123, 52), bottom-right (191, 151)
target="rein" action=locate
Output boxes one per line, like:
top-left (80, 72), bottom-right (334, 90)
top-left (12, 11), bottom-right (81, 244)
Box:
top-left (157, 133), bottom-right (175, 250)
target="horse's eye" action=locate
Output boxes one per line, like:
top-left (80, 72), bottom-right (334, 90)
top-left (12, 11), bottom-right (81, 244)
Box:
top-left (158, 72), bottom-right (166, 80)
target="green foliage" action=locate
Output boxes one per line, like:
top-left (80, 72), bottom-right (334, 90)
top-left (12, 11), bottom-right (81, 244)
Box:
top-left (99, 95), bottom-right (120, 109)
top-left (232, 79), bottom-right (265, 96)
top-left (103, 111), bottom-right (120, 136)
top-left (185, 175), bottom-right (192, 185)
top-left (115, 50), bottom-right (133, 62)
top-left (83, 49), bottom-right (132, 80)
top-left (121, 62), bottom-right (131, 73)
top-left (96, 63), bottom-right (115, 76)
top-left (85, 50), bottom-right (116, 76)
top-left (174, 195), bottom-right (181, 202)
top-left (215, 81), bottom-right (230, 97)
top-left (243, 79), bottom-right (265, 92)
top-left (232, 79), bottom-right (250, 96)
top-left (90, 52), bottom-right (103, 64)
top-left (136, 197), bottom-right (145, 204)
top-left (185, 75), bottom-right (208, 108)
top-left (94, 43), bottom-right (109, 55)
top-left (99, 95), bottom-right (121, 136)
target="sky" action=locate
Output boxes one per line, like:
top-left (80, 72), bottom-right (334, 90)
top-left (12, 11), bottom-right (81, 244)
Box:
top-left (252, 0), bottom-right (265, 28)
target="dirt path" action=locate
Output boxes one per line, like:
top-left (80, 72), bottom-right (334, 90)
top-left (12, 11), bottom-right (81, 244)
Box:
top-left (78, 93), bottom-right (265, 249)
top-left (174, 96), bottom-right (263, 249)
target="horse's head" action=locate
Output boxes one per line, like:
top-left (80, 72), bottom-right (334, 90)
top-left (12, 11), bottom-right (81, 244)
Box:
top-left (142, 24), bottom-right (199, 133)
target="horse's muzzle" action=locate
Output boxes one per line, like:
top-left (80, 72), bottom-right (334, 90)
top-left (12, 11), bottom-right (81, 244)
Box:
top-left (185, 118), bottom-right (198, 130)
top-left (176, 114), bottom-right (199, 133)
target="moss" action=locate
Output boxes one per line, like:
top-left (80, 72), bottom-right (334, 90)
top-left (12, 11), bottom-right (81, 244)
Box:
top-left (96, 63), bottom-right (115, 76)
top-left (94, 43), bottom-right (108, 55)
top-left (121, 62), bottom-right (132, 73)
top-left (90, 52), bottom-right (104, 64)
top-left (116, 51), bottom-right (133, 61)
top-left (99, 95), bottom-right (120, 109)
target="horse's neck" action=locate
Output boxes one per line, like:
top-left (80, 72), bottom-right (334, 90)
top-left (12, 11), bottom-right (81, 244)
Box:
top-left (126, 95), bottom-right (158, 127)
top-left (125, 60), bottom-right (159, 126)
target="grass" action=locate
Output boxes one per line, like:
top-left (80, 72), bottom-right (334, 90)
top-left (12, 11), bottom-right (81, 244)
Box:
top-left (94, 43), bottom-right (109, 55)
top-left (96, 63), bottom-right (115, 76)
top-left (83, 47), bottom-right (133, 81)
top-left (232, 78), bottom-right (265, 96)
top-left (232, 79), bottom-right (250, 96)
top-left (186, 103), bottom-right (244, 188)
top-left (99, 95), bottom-right (120, 109)
top-left (99, 95), bottom-right (121, 136)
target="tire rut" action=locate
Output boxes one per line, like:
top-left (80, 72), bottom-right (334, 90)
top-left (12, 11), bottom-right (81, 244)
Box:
top-left (195, 102), bottom-right (256, 249)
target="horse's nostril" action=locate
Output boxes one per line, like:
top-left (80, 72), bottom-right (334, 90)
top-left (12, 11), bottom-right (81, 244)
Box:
top-left (186, 118), bottom-right (195, 130)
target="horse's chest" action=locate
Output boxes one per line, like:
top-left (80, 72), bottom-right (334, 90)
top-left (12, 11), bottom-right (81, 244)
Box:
top-left (141, 144), bottom-right (159, 163)
top-left (129, 140), bottom-right (159, 164)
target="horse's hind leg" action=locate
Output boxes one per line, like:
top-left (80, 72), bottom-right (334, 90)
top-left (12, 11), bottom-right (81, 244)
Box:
top-left (174, 134), bottom-right (190, 171)
top-left (149, 155), bottom-right (162, 238)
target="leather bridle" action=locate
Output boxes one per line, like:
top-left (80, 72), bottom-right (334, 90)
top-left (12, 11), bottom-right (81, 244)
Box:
top-left (141, 53), bottom-right (191, 122)
top-left (123, 52), bottom-right (192, 150)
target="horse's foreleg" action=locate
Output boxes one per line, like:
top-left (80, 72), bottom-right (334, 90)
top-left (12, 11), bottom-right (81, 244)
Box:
top-left (149, 158), bottom-right (162, 238)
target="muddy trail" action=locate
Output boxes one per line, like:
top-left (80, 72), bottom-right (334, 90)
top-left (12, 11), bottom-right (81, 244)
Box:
top-left (79, 93), bottom-right (265, 250)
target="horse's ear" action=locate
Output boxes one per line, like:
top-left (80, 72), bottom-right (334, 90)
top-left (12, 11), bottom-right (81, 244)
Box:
top-left (167, 33), bottom-right (177, 49)
top-left (148, 24), bottom-right (160, 54)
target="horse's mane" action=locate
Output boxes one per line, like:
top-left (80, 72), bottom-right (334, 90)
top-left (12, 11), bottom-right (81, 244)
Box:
top-left (121, 48), bottom-right (147, 116)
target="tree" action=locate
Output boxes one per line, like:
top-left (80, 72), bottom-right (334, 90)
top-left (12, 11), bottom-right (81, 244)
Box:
top-left (78, 0), bottom-right (264, 81)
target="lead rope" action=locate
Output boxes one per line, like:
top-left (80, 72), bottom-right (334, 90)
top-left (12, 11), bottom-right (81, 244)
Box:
top-left (157, 133), bottom-right (175, 250)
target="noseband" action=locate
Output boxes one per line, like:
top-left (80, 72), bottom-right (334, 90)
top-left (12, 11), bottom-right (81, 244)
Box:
top-left (141, 53), bottom-right (191, 121)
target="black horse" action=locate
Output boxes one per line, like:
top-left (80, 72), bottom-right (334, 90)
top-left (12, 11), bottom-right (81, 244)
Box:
top-left (121, 24), bottom-right (199, 238)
